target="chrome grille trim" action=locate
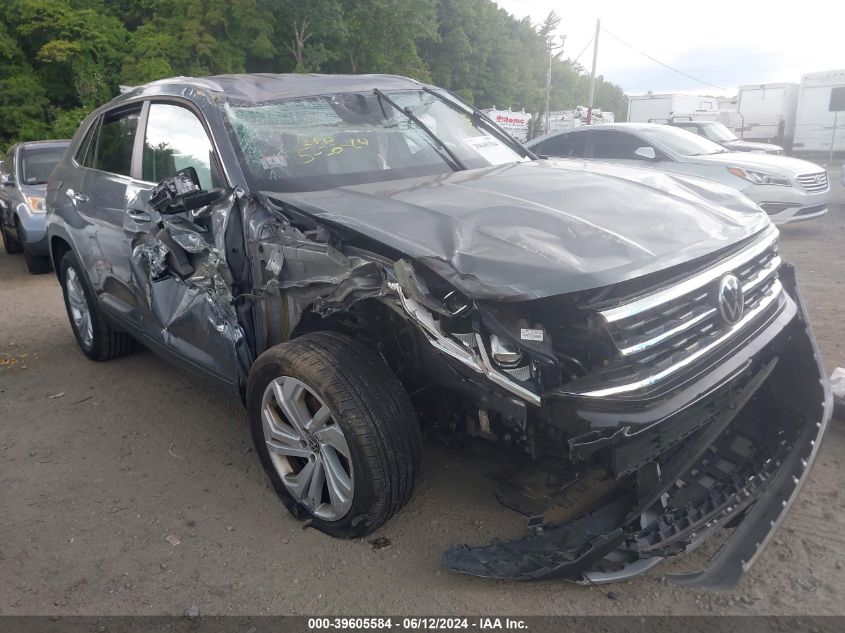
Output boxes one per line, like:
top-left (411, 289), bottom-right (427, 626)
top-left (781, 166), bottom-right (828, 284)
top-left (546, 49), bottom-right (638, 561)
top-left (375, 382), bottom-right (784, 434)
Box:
top-left (618, 308), bottom-right (716, 356)
top-left (796, 172), bottom-right (829, 193)
top-left (601, 228), bottom-right (779, 324)
top-left (572, 280), bottom-right (783, 398)
top-left (616, 254), bottom-right (781, 357)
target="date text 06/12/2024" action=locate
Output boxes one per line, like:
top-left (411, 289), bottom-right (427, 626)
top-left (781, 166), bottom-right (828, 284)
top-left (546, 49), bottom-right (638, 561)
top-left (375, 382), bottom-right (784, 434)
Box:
top-left (307, 618), bottom-right (528, 630)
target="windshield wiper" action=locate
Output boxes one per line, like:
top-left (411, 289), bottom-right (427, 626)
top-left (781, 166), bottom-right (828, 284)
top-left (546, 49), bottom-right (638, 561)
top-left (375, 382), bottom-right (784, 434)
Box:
top-left (421, 87), bottom-right (538, 160)
top-left (372, 89), bottom-right (466, 171)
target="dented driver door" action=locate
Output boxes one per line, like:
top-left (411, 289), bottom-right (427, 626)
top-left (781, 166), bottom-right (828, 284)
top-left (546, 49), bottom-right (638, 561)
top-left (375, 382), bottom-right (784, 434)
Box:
top-left (123, 102), bottom-right (248, 387)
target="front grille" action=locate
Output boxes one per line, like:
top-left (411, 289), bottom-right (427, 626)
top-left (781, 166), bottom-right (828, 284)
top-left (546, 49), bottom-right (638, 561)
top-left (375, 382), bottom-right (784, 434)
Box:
top-left (797, 171), bottom-right (829, 193)
top-left (570, 229), bottom-right (783, 397)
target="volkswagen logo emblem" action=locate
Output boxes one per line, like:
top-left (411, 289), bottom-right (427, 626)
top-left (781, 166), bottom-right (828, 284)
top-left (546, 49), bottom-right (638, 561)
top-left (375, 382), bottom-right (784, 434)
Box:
top-left (717, 274), bottom-right (744, 325)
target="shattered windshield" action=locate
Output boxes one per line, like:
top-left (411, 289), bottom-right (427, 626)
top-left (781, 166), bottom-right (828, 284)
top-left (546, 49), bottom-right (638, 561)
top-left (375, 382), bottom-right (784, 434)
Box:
top-left (220, 90), bottom-right (525, 192)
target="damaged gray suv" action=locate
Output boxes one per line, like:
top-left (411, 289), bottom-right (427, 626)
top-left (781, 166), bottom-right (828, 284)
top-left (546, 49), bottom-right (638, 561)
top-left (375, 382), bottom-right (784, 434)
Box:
top-left (46, 74), bottom-right (831, 588)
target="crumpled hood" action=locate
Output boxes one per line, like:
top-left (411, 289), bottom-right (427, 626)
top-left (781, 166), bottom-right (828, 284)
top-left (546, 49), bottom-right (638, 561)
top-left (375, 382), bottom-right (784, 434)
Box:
top-left (692, 151), bottom-right (824, 176)
top-left (266, 159), bottom-right (771, 300)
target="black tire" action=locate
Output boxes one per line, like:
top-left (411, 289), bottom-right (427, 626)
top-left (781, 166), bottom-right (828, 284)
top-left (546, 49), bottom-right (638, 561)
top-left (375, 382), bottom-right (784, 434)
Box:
top-left (247, 331), bottom-right (422, 538)
top-left (59, 250), bottom-right (134, 361)
top-left (23, 243), bottom-right (50, 274)
top-left (2, 223), bottom-right (22, 254)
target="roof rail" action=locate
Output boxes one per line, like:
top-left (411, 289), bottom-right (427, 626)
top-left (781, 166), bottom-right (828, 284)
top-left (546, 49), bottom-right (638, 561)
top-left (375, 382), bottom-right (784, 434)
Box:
top-left (140, 76), bottom-right (225, 92)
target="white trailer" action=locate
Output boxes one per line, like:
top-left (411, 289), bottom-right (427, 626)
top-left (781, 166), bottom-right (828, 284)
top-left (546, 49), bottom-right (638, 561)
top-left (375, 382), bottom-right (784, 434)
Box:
top-left (793, 69), bottom-right (845, 156)
top-left (735, 83), bottom-right (799, 145)
top-left (627, 93), bottom-right (719, 123)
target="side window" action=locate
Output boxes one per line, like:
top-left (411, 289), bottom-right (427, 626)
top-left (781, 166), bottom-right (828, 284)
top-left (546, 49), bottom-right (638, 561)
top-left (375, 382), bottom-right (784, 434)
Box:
top-left (143, 103), bottom-right (219, 190)
top-left (76, 119), bottom-right (101, 168)
top-left (534, 131), bottom-right (587, 158)
top-left (93, 107), bottom-right (141, 176)
top-left (590, 130), bottom-right (653, 160)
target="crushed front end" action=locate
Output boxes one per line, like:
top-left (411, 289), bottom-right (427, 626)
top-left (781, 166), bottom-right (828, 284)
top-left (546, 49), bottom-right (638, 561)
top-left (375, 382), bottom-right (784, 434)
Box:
top-left (402, 226), bottom-right (832, 587)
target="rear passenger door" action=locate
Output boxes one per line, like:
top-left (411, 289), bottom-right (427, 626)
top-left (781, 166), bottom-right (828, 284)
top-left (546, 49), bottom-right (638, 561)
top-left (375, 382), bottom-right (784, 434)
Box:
top-left (69, 104), bottom-right (147, 327)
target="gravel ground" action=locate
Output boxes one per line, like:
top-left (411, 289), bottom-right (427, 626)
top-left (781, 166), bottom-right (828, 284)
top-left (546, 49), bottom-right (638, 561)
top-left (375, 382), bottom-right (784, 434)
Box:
top-left (1, 192), bottom-right (844, 616)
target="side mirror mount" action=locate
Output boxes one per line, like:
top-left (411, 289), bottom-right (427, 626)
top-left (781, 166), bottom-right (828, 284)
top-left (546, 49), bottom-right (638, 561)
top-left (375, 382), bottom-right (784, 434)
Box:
top-left (634, 146), bottom-right (657, 160)
top-left (148, 167), bottom-right (227, 215)
top-left (1, 174), bottom-right (14, 187)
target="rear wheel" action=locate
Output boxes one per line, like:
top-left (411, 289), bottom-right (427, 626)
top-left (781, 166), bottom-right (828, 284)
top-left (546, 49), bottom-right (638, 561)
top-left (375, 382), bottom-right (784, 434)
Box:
top-left (59, 250), bottom-right (133, 361)
top-left (1, 223), bottom-right (22, 254)
top-left (247, 331), bottom-right (422, 538)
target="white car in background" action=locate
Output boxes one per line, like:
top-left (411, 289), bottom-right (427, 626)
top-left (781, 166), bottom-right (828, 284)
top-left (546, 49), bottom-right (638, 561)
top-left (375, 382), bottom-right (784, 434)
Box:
top-left (527, 123), bottom-right (831, 224)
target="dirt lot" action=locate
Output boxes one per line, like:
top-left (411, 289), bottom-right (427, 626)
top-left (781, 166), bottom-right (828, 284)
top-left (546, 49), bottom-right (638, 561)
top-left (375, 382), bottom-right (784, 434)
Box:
top-left (2, 187), bottom-right (845, 616)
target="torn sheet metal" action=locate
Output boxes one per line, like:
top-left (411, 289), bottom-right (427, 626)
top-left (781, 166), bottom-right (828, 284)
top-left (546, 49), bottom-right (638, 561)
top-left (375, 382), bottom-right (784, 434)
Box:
top-left (263, 159), bottom-right (770, 301)
top-left (127, 180), bottom-right (251, 381)
top-left (244, 198), bottom-right (389, 346)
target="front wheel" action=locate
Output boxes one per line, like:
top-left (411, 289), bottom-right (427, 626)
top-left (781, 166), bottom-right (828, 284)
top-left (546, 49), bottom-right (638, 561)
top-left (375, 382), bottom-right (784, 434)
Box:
top-left (247, 332), bottom-right (422, 538)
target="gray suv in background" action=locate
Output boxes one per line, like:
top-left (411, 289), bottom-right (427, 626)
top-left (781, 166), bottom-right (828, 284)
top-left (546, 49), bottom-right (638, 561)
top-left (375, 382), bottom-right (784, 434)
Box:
top-left (1, 140), bottom-right (70, 273)
top-left (45, 74), bottom-right (830, 587)
top-left (527, 123), bottom-right (831, 225)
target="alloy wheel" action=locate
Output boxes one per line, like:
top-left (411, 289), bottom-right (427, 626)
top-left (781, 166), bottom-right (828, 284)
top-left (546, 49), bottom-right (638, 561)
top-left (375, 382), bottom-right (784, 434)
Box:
top-left (65, 267), bottom-right (93, 349)
top-left (261, 376), bottom-right (354, 520)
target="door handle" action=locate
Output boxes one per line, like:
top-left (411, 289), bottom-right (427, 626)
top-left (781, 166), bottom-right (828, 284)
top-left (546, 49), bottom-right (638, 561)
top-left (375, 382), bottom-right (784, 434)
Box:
top-left (65, 188), bottom-right (89, 204)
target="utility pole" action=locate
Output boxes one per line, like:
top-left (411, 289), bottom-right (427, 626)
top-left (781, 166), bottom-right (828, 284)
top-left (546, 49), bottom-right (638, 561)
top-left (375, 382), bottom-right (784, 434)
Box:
top-left (545, 42), bottom-right (552, 134)
top-left (586, 19), bottom-right (601, 125)
top-left (545, 36), bottom-right (564, 135)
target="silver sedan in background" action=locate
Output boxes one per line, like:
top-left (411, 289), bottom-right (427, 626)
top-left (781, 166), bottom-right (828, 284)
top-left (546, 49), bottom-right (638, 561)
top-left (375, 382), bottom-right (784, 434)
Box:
top-left (527, 123), bottom-right (831, 224)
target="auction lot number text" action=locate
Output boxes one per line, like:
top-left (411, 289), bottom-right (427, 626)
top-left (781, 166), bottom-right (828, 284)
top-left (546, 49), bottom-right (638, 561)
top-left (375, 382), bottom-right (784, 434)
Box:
top-left (308, 618), bottom-right (528, 630)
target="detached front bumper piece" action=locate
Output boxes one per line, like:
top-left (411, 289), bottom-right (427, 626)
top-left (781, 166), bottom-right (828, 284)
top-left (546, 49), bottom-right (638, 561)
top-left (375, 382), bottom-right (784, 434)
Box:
top-left (443, 266), bottom-right (831, 587)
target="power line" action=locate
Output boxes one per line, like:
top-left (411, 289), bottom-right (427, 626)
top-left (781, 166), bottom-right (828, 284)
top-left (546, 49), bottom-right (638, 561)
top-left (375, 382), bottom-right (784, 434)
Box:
top-left (572, 36), bottom-right (594, 66)
top-left (601, 28), bottom-right (726, 91)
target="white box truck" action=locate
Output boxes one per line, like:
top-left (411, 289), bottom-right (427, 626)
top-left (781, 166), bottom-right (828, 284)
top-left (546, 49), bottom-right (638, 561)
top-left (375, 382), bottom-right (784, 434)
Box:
top-left (735, 83), bottom-right (799, 146)
top-left (793, 69), bottom-right (845, 156)
top-left (627, 93), bottom-right (719, 123)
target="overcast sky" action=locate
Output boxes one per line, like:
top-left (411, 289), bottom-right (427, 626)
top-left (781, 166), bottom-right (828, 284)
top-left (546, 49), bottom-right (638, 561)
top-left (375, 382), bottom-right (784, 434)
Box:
top-left (495, 0), bottom-right (845, 96)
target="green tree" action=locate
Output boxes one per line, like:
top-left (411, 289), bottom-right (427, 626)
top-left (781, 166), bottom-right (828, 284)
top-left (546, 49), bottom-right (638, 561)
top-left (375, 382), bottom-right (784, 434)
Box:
top-left (7, 0), bottom-right (127, 109)
top-left (274, 0), bottom-right (346, 72)
top-left (0, 0), bottom-right (629, 151)
top-left (339, 0), bottom-right (437, 79)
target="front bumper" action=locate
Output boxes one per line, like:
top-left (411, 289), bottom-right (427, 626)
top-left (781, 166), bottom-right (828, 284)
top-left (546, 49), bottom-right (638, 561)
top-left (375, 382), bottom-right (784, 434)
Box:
top-left (14, 203), bottom-right (49, 255)
top-left (744, 184), bottom-right (832, 225)
top-left (443, 265), bottom-right (831, 587)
